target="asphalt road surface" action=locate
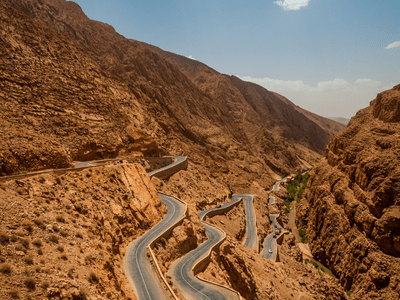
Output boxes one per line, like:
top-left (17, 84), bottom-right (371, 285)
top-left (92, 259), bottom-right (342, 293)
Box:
top-left (124, 156), bottom-right (187, 300)
top-left (268, 178), bottom-right (286, 204)
top-left (124, 193), bottom-right (186, 300)
top-left (168, 199), bottom-right (242, 300)
top-left (147, 156), bottom-right (186, 177)
top-left (233, 194), bottom-right (258, 251)
top-left (261, 215), bottom-right (281, 260)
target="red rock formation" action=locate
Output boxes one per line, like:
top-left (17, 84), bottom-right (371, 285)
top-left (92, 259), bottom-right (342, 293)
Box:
top-left (296, 84), bottom-right (400, 299)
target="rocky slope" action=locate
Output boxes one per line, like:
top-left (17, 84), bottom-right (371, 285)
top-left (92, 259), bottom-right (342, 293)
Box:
top-left (0, 0), bottom-right (164, 176)
top-left (296, 84), bottom-right (400, 299)
top-left (0, 163), bottom-right (164, 300)
top-left (3, 0), bottom-right (345, 183)
top-left (0, 1), bottom-right (351, 299)
top-left (199, 236), bottom-right (347, 300)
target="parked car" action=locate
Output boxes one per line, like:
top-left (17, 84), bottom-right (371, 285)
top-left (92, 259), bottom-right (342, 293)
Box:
top-left (269, 249), bottom-right (272, 253)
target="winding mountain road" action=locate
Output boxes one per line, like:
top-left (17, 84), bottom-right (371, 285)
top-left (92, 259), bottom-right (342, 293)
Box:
top-left (124, 156), bottom-right (187, 300)
top-left (268, 179), bottom-right (286, 204)
top-left (168, 197), bottom-right (244, 300)
top-left (124, 194), bottom-right (186, 300)
top-left (147, 156), bottom-right (186, 178)
top-left (261, 215), bottom-right (281, 260)
top-left (263, 178), bottom-right (286, 260)
top-left (235, 194), bottom-right (258, 251)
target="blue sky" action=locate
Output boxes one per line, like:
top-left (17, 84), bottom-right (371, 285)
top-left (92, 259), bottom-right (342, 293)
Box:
top-left (72, 0), bottom-right (399, 118)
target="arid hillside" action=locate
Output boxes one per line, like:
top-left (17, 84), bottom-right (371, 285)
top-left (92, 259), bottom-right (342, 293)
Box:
top-left (0, 163), bottom-right (165, 300)
top-left (0, 0), bottom-right (165, 176)
top-left (3, 0), bottom-right (345, 184)
top-left (296, 84), bottom-right (400, 299)
top-left (0, 1), bottom-right (354, 300)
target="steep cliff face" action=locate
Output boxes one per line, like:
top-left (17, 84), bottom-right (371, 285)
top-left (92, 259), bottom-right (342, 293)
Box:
top-left (199, 237), bottom-right (347, 300)
top-left (296, 84), bottom-right (400, 299)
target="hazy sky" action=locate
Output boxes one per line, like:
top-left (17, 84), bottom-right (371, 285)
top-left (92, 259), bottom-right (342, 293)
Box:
top-left (72, 0), bottom-right (399, 118)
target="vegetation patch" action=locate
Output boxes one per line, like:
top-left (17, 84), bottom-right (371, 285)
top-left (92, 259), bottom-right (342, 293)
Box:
top-left (299, 229), bottom-right (307, 243)
top-left (286, 172), bottom-right (309, 203)
top-left (284, 171), bottom-right (310, 214)
top-left (305, 258), bottom-right (335, 278)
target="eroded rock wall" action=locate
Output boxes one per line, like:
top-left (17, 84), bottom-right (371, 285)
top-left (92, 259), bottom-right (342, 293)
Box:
top-left (296, 84), bottom-right (400, 299)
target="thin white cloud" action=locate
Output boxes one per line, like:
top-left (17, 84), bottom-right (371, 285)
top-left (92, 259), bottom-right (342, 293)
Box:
top-left (237, 75), bottom-right (395, 118)
top-left (274, 0), bottom-right (311, 11)
top-left (385, 41), bottom-right (400, 49)
top-left (187, 55), bottom-right (197, 60)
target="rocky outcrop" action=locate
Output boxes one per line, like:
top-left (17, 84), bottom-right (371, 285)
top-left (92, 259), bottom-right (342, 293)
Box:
top-left (296, 84), bottom-right (400, 299)
top-left (0, 163), bottom-right (165, 300)
top-left (208, 201), bottom-right (246, 242)
top-left (200, 237), bottom-right (347, 300)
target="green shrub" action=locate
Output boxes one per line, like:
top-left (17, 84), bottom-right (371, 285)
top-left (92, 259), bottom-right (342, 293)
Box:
top-left (305, 258), bottom-right (335, 278)
top-left (299, 229), bottom-right (307, 243)
top-left (283, 198), bottom-right (291, 210)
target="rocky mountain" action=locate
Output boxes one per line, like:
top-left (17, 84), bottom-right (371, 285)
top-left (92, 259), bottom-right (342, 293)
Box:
top-left (0, 0), bottom-right (354, 300)
top-left (1, 0), bottom-right (344, 183)
top-left (296, 84), bottom-right (400, 299)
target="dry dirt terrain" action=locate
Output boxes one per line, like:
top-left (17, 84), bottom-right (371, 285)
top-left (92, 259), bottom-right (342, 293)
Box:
top-left (0, 163), bottom-right (165, 300)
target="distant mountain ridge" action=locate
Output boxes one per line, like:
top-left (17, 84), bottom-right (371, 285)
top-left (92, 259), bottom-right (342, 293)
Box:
top-left (328, 117), bottom-right (350, 125)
